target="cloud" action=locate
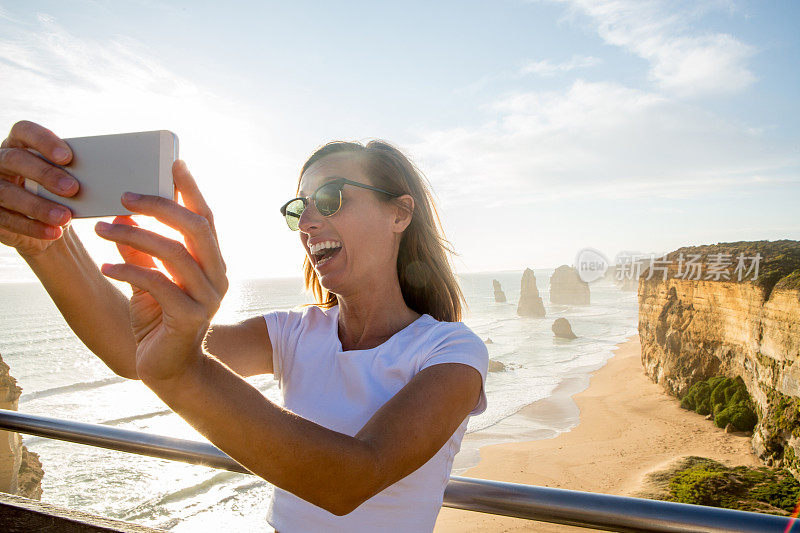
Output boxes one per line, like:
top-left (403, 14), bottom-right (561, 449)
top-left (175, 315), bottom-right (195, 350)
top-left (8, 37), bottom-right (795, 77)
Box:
top-left (544, 0), bottom-right (756, 97)
top-left (2, 15), bottom-right (245, 131)
top-left (423, 2), bottom-right (781, 210)
top-left (519, 55), bottom-right (601, 77)
top-left (0, 6), bottom-right (18, 22)
top-left (412, 79), bottom-right (798, 207)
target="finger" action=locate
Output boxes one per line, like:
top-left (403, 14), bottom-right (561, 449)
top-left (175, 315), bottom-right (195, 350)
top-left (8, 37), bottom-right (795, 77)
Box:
top-left (95, 220), bottom-right (220, 308)
top-left (4, 121), bottom-right (73, 165)
top-left (107, 216), bottom-right (152, 300)
top-left (0, 205), bottom-right (62, 240)
top-left (99, 262), bottom-right (200, 320)
top-left (120, 190), bottom-right (227, 293)
top-left (172, 160), bottom-right (219, 240)
top-left (108, 216), bottom-right (157, 269)
top-left (0, 147), bottom-right (78, 197)
top-left (0, 176), bottom-right (72, 226)
top-left (173, 160), bottom-right (226, 272)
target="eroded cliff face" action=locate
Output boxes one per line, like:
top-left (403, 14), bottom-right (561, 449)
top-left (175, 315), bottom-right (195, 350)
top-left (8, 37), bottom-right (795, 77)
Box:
top-left (0, 353), bottom-right (44, 499)
top-left (638, 241), bottom-right (800, 478)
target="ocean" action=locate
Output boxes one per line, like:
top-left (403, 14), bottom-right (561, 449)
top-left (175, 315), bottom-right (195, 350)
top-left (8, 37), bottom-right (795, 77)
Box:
top-left (0, 270), bottom-right (638, 531)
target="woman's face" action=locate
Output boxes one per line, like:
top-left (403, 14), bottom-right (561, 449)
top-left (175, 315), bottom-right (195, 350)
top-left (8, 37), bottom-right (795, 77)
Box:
top-left (297, 152), bottom-right (409, 297)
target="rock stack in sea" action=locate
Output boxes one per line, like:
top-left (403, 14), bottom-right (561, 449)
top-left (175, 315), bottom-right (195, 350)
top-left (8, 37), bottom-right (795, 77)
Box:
top-left (0, 353), bottom-right (44, 499)
top-left (552, 318), bottom-right (577, 339)
top-left (517, 268), bottom-right (545, 317)
top-left (492, 279), bottom-right (506, 303)
top-left (550, 265), bottom-right (590, 305)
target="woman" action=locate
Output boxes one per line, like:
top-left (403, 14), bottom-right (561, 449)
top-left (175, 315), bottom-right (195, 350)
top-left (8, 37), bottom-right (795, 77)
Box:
top-left (0, 121), bottom-right (488, 532)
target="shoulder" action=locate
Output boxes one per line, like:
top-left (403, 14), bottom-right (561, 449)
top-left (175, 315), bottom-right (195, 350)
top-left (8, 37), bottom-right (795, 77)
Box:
top-left (415, 318), bottom-right (489, 416)
top-left (263, 304), bottom-right (335, 330)
top-left (419, 317), bottom-right (486, 351)
top-left (416, 317), bottom-right (488, 373)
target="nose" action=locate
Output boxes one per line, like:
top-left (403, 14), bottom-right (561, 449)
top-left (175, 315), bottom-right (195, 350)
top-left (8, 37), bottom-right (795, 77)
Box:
top-left (297, 200), bottom-right (323, 233)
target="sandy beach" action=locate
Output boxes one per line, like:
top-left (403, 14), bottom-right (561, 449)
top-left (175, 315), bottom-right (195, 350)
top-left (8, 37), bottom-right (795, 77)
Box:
top-left (434, 334), bottom-right (761, 532)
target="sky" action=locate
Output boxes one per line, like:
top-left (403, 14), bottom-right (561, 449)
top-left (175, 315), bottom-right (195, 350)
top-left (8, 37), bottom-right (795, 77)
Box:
top-left (0, 0), bottom-right (798, 282)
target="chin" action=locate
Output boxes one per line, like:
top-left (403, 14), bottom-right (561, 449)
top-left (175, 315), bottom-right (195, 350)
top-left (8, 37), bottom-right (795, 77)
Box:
top-left (315, 269), bottom-right (345, 296)
top-left (311, 248), bottom-right (350, 295)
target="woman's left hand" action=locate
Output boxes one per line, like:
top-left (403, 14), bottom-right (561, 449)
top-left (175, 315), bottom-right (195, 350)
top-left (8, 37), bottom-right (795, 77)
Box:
top-left (95, 160), bottom-right (229, 383)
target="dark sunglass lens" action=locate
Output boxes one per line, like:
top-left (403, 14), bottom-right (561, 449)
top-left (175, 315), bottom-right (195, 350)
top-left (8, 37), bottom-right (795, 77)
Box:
top-left (315, 184), bottom-right (342, 216)
top-left (284, 199), bottom-right (305, 230)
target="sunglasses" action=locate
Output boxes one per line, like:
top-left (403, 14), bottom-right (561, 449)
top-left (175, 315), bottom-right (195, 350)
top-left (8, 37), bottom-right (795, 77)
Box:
top-left (279, 177), bottom-right (400, 231)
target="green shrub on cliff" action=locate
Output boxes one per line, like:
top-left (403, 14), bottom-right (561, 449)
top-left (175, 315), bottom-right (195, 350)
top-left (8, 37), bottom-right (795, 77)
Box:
top-left (680, 379), bottom-right (713, 415)
top-left (667, 458), bottom-right (800, 514)
top-left (786, 446), bottom-right (799, 474)
top-left (680, 376), bottom-right (757, 432)
top-left (715, 404), bottom-right (758, 432)
top-left (772, 394), bottom-right (800, 437)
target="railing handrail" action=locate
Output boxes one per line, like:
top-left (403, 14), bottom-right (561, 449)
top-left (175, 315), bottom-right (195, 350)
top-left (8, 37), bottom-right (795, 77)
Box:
top-left (0, 409), bottom-right (795, 533)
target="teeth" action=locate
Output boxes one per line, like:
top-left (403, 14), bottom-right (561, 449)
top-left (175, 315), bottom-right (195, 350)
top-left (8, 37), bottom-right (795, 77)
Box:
top-left (316, 254), bottom-right (334, 267)
top-left (309, 240), bottom-right (342, 255)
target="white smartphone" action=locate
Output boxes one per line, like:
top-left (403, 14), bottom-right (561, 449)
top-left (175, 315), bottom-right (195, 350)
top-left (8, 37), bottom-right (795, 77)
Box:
top-left (25, 130), bottom-right (178, 218)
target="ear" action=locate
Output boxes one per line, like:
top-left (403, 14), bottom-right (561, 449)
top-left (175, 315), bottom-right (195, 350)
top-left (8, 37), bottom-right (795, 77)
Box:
top-left (391, 194), bottom-right (414, 233)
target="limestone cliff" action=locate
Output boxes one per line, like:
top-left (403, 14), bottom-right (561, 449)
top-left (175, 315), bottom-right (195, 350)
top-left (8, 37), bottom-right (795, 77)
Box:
top-left (550, 265), bottom-right (590, 305)
top-left (517, 268), bottom-right (545, 317)
top-left (0, 353), bottom-right (44, 499)
top-left (638, 240), bottom-right (800, 478)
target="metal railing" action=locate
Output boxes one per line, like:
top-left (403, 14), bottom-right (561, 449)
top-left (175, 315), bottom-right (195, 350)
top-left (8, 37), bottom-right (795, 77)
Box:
top-left (0, 409), bottom-right (796, 533)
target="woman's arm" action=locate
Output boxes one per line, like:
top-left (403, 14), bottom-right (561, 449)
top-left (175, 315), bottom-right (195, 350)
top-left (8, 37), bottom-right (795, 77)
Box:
top-left (21, 220), bottom-right (274, 379)
top-left (23, 231), bottom-right (273, 379)
top-left (0, 121), bottom-right (139, 379)
top-left (204, 317), bottom-right (273, 377)
top-left (20, 225), bottom-right (141, 379)
top-left (22, 224), bottom-right (274, 380)
top-left (142, 353), bottom-right (481, 516)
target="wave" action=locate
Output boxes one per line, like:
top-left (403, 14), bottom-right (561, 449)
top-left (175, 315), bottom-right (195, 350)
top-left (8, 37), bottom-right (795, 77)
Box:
top-left (0, 332), bottom-right (78, 350)
top-left (22, 408), bottom-right (174, 446)
top-left (99, 409), bottom-right (173, 426)
top-left (20, 376), bottom-right (126, 402)
top-left (237, 306), bottom-right (272, 315)
top-left (121, 470), bottom-right (244, 521)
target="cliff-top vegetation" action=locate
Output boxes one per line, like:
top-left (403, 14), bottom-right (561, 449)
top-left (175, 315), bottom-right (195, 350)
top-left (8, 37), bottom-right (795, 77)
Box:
top-left (664, 239), bottom-right (800, 297)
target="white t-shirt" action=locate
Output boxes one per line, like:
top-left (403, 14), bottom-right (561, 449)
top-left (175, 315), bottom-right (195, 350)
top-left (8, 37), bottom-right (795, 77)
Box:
top-left (262, 304), bottom-right (488, 532)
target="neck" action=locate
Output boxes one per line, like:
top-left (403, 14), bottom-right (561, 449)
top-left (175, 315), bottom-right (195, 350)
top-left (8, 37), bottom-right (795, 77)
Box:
top-left (335, 273), bottom-right (421, 351)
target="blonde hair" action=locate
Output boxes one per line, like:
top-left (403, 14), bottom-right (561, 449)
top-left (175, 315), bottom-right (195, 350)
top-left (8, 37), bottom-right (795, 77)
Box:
top-left (298, 140), bottom-right (464, 322)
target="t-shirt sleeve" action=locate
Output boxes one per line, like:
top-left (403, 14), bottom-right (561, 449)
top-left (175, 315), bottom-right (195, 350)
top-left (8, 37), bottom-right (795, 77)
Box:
top-left (263, 308), bottom-right (304, 389)
top-left (418, 324), bottom-right (489, 416)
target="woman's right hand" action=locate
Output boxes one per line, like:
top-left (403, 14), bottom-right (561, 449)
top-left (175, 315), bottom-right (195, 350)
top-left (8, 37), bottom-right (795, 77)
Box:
top-left (0, 120), bottom-right (78, 257)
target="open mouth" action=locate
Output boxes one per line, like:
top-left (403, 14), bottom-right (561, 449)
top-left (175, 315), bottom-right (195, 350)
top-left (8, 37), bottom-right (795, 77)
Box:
top-left (309, 240), bottom-right (343, 268)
